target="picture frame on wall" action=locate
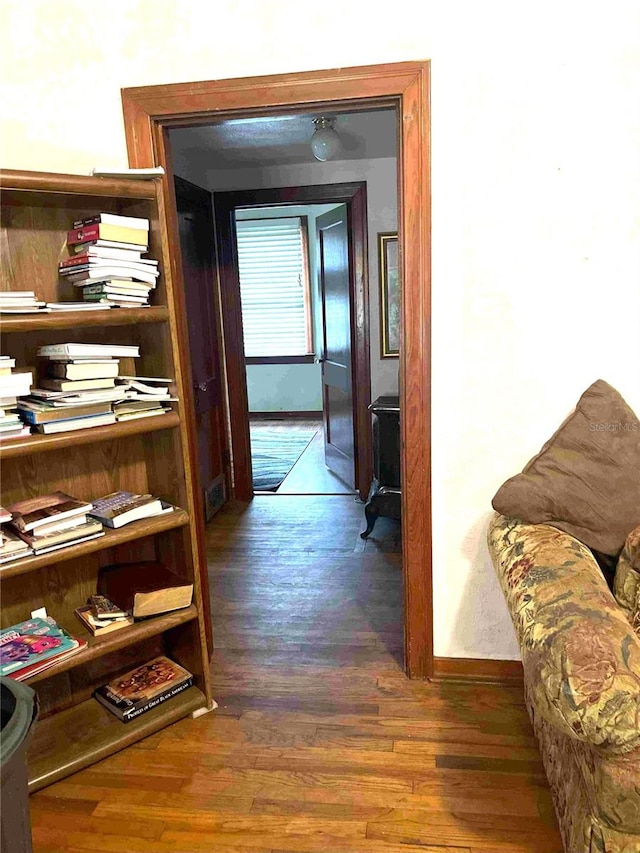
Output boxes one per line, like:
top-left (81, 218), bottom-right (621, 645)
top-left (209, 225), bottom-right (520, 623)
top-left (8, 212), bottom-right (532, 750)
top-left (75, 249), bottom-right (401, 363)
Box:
top-left (378, 232), bottom-right (399, 358)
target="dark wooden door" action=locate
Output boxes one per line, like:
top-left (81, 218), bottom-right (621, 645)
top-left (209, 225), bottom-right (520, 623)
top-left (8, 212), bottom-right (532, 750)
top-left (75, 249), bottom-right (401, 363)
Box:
top-left (174, 176), bottom-right (228, 519)
top-left (316, 205), bottom-right (355, 488)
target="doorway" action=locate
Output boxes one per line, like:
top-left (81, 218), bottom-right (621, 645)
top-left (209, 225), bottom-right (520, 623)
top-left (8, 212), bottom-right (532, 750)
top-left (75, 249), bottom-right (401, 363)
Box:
top-left (213, 182), bottom-right (372, 501)
top-left (121, 61), bottom-right (432, 678)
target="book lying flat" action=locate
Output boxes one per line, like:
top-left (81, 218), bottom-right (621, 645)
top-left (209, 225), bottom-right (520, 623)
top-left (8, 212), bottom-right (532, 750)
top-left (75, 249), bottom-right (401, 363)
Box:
top-left (13, 519), bottom-right (103, 552)
top-left (0, 616), bottom-right (86, 680)
top-left (6, 491), bottom-right (92, 532)
top-left (17, 401), bottom-right (113, 423)
top-left (37, 343), bottom-right (140, 359)
top-left (33, 413), bottom-right (117, 433)
top-left (90, 166), bottom-right (165, 179)
top-left (49, 361), bottom-right (120, 381)
top-left (97, 560), bottom-right (192, 619)
top-left (40, 377), bottom-right (116, 392)
top-left (88, 492), bottom-right (166, 529)
top-left (72, 213), bottom-right (150, 230)
top-left (74, 605), bottom-right (134, 637)
top-left (93, 655), bottom-right (192, 722)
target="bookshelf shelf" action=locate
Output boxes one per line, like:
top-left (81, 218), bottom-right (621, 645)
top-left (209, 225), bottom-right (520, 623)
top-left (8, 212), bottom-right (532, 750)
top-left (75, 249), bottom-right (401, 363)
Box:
top-left (0, 510), bottom-right (190, 579)
top-left (27, 686), bottom-right (206, 792)
top-left (0, 410), bottom-right (180, 459)
top-left (0, 306), bottom-right (169, 332)
top-left (28, 605), bottom-right (199, 685)
top-left (1, 168), bottom-right (212, 791)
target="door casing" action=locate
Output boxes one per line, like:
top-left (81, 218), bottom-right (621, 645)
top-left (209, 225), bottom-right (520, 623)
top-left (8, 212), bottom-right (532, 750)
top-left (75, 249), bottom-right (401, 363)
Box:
top-left (214, 183), bottom-right (371, 502)
top-left (121, 60), bottom-right (433, 679)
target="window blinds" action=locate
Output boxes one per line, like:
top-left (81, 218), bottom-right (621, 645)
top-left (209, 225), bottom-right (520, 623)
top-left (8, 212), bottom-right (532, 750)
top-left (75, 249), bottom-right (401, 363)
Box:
top-left (236, 217), bottom-right (310, 357)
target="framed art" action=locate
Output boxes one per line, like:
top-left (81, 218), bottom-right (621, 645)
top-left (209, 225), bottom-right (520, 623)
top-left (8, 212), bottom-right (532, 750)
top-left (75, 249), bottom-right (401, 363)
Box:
top-left (378, 232), bottom-right (399, 357)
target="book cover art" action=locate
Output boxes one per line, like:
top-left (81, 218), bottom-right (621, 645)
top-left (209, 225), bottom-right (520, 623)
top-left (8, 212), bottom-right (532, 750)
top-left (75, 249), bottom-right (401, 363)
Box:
top-left (0, 616), bottom-right (81, 677)
top-left (6, 491), bottom-right (92, 532)
top-left (94, 656), bottom-right (192, 719)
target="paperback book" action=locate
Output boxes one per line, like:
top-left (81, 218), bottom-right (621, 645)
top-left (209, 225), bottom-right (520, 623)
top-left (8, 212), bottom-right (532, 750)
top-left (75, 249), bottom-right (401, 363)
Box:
top-left (93, 655), bottom-right (193, 722)
top-left (0, 616), bottom-right (86, 680)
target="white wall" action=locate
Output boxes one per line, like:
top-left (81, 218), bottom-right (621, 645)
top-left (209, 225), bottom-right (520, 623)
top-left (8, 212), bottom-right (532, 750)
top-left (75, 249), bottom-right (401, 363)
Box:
top-left (2, 0), bottom-right (639, 660)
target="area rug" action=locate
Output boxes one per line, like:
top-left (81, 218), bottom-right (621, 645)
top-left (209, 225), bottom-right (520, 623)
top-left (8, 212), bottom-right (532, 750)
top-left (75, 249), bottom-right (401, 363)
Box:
top-left (250, 427), bottom-right (318, 492)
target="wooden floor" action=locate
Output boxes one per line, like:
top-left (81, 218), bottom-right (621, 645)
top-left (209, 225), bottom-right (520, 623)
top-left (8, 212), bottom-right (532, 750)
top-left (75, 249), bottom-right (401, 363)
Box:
top-left (29, 495), bottom-right (562, 853)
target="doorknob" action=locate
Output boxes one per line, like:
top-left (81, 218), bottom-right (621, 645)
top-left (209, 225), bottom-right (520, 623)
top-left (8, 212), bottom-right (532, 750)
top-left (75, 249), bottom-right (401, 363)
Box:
top-left (315, 357), bottom-right (325, 364)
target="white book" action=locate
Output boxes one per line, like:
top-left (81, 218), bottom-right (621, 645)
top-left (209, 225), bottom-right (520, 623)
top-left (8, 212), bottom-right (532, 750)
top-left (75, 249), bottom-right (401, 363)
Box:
top-left (118, 376), bottom-right (172, 384)
top-left (73, 240), bottom-right (149, 253)
top-left (62, 266), bottom-right (158, 285)
top-left (75, 246), bottom-right (146, 261)
top-left (46, 302), bottom-right (112, 311)
top-left (90, 166), bottom-right (165, 178)
top-left (32, 531), bottom-right (105, 555)
top-left (0, 307), bottom-right (52, 314)
top-left (0, 291), bottom-right (36, 299)
top-left (115, 409), bottom-right (168, 422)
top-left (37, 343), bottom-right (140, 358)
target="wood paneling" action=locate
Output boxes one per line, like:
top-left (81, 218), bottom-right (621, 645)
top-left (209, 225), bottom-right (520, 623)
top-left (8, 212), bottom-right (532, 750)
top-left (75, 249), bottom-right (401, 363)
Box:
top-left (121, 61), bottom-right (430, 677)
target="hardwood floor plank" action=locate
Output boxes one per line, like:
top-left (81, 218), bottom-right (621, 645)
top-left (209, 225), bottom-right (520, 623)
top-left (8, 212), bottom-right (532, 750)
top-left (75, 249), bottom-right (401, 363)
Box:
top-left (30, 496), bottom-right (561, 853)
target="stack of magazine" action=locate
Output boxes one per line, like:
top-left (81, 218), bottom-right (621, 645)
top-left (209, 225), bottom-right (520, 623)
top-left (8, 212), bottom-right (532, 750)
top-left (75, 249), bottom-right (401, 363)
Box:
top-left (0, 616), bottom-right (86, 681)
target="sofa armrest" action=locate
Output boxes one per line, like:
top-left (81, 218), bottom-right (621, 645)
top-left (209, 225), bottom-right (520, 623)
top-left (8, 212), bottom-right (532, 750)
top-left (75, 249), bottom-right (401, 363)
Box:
top-left (488, 513), bottom-right (640, 753)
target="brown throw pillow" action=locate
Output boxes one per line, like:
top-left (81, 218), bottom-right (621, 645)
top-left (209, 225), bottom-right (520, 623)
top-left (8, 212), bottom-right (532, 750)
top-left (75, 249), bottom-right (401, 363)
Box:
top-left (492, 380), bottom-right (640, 556)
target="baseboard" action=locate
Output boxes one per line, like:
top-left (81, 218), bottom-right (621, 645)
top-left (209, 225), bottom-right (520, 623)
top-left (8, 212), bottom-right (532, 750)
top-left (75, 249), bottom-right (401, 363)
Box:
top-left (250, 411), bottom-right (322, 420)
top-left (433, 657), bottom-right (523, 685)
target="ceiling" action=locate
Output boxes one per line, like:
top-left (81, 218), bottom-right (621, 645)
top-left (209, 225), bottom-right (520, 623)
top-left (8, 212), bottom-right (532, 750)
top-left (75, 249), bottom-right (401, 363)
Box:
top-left (169, 108), bottom-right (398, 169)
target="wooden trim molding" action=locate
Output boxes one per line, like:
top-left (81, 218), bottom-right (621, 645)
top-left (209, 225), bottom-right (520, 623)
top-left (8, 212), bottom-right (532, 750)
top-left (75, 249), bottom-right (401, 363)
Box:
top-left (433, 657), bottom-right (524, 685)
top-left (121, 60), bottom-right (432, 679)
top-left (250, 410), bottom-right (322, 420)
top-left (245, 355), bottom-right (316, 365)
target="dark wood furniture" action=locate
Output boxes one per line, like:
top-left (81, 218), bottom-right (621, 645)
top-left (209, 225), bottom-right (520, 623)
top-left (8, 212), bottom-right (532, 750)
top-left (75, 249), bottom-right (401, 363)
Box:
top-left (361, 395), bottom-right (401, 538)
top-left (0, 169), bottom-right (212, 791)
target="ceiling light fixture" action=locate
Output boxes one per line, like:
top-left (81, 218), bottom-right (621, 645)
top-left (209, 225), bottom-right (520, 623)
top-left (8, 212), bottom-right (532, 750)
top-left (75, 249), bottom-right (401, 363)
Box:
top-left (310, 117), bottom-right (341, 162)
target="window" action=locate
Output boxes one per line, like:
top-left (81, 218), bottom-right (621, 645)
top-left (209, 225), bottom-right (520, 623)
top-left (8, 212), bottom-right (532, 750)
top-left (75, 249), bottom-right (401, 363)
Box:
top-left (236, 216), bottom-right (313, 358)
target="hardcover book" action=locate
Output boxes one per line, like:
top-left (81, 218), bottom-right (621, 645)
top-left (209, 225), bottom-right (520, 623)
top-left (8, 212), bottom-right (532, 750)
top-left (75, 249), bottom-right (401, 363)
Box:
top-left (88, 492), bottom-right (167, 528)
top-left (93, 655), bottom-right (193, 722)
top-left (97, 560), bottom-right (192, 618)
top-left (6, 491), bottom-right (92, 532)
top-left (0, 616), bottom-right (86, 680)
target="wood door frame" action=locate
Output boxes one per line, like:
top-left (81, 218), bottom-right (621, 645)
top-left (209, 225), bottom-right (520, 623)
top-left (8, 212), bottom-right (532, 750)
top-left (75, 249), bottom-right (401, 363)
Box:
top-left (121, 60), bottom-right (433, 679)
top-left (214, 183), bottom-right (371, 502)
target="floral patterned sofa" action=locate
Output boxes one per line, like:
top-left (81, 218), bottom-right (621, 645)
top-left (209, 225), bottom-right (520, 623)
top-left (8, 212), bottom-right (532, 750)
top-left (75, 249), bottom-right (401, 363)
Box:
top-left (488, 514), bottom-right (640, 853)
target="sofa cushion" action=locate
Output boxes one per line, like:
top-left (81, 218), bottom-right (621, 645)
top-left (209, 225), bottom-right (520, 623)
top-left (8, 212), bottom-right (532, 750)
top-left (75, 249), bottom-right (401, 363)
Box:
top-left (492, 379), bottom-right (640, 556)
top-left (614, 525), bottom-right (640, 633)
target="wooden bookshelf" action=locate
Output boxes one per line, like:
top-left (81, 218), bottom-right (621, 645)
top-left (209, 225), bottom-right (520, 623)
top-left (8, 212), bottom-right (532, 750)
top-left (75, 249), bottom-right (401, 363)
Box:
top-left (0, 410), bottom-right (180, 459)
top-left (0, 306), bottom-right (169, 332)
top-left (28, 687), bottom-right (206, 792)
top-left (0, 169), bottom-right (213, 790)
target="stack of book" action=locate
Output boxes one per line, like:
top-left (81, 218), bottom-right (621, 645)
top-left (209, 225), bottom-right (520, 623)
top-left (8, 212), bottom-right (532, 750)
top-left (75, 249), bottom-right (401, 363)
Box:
top-left (0, 506), bottom-right (32, 564)
top-left (0, 291), bottom-right (50, 314)
top-left (4, 491), bottom-right (104, 556)
top-left (93, 655), bottom-right (193, 722)
top-left (75, 594), bottom-right (134, 637)
top-left (17, 343), bottom-right (140, 434)
top-left (0, 616), bottom-right (87, 681)
top-left (0, 357), bottom-right (33, 440)
top-left (113, 375), bottom-right (174, 421)
top-left (58, 213), bottom-right (159, 307)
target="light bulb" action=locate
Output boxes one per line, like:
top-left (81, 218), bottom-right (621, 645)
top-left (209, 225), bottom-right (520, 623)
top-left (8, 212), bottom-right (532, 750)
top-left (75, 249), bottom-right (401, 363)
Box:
top-left (310, 117), bottom-right (341, 162)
